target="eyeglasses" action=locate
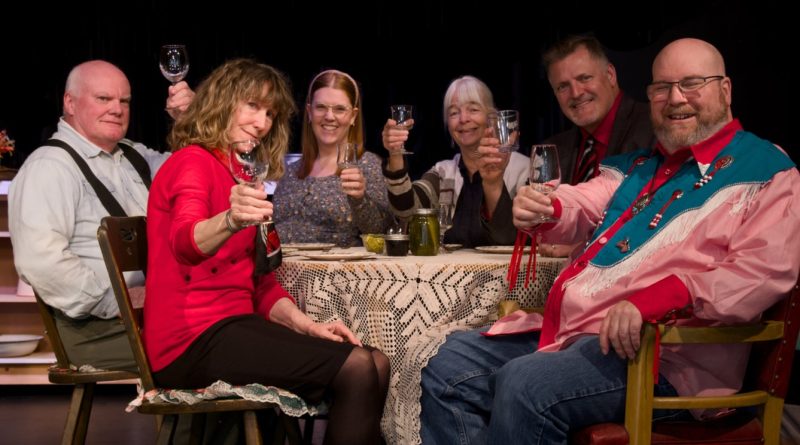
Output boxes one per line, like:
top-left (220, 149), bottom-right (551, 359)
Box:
top-left (310, 103), bottom-right (353, 118)
top-left (647, 75), bottom-right (724, 101)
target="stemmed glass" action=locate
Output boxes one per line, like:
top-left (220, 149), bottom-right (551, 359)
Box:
top-left (159, 45), bottom-right (190, 84)
top-left (229, 139), bottom-right (269, 227)
top-left (438, 203), bottom-right (454, 253)
top-left (390, 104), bottom-right (414, 155)
top-left (528, 144), bottom-right (561, 224)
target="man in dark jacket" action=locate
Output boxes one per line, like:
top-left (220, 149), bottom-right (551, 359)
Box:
top-left (539, 35), bottom-right (655, 257)
top-left (543, 35), bottom-right (655, 185)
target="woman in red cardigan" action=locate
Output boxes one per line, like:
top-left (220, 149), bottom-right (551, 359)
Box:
top-left (144, 58), bottom-right (389, 445)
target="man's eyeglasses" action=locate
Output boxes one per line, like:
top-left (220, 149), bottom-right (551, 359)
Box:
top-left (646, 75), bottom-right (724, 101)
top-left (311, 103), bottom-right (353, 118)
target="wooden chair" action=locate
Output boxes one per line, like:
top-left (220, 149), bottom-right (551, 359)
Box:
top-left (97, 216), bottom-right (305, 445)
top-left (33, 290), bottom-right (138, 445)
top-left (498, 273), bottom-right (800, 445)
top-left (574, 276), bottom-right (800, 445)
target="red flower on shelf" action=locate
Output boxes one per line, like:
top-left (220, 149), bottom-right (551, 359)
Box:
top-left (0, 130), bottom-right (14, 158)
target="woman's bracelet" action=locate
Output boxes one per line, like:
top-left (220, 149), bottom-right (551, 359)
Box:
top-left (225, 209), bottom-right (242, 233)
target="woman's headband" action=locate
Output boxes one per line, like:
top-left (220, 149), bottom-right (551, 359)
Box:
top-left (308, 69), bottom-right (359, 105)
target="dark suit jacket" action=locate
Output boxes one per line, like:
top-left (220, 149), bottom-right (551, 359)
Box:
top-left (544, 93), bottom-right (655, 185)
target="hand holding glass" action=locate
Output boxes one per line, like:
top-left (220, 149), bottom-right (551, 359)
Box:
top-left (489, 110), bottom-right (520, 153)
top-left (337, 142), bottom-right (359, 174)
top-left (390, 105), bottom-right (413, 155)
top-left (159, 45), bottom-right (189, 84)
top-left (528, 144), bottom-right (561, 224)
top-left (229, 140), bottom-right (269, 227)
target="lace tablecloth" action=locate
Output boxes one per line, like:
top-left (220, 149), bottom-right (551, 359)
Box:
top-left (274, 248), bottom-right (566, 445)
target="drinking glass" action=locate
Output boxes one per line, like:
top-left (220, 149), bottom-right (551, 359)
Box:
top-left (230, 140), bottom-right (269, 227)
top-left (159, 44), bottom-right (189, 84)
top-left (489, 110), bottom-right (520, 153)
top-left (390, 104), bottom-right (414, 155)
top-left (528, 144), bottom-right (561, 224)
top-left (337, 142), bottom-right (359, 174)
top-left (438, 203), bottom-right (454, 253)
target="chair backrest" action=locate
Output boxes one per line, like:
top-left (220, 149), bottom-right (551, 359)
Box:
top-left (619, 275), bottom-right (800, 445)
top-left (96, 216), bottom-right (157, 391)
top-left (744, 278), bottom-right (800, 398)
top-left (32, 290), bottom-right (72, 368)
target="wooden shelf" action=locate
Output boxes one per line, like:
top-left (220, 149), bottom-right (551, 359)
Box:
top-left (0, 172), bottom-right (56, 384)
top-left (0, 351), bottom-right (55, 365)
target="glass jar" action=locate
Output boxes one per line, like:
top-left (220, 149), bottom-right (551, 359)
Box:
top-left (384, 234), bottom-right (410, 256)
top-left (408, 208), bottom-right (439, 256)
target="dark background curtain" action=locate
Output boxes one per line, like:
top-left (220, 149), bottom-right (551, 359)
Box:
top-left (0, 0), bottom-right (795, 178)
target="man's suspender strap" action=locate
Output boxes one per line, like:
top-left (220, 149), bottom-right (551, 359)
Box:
top-left (117, 143), bottom-right (152, 189)
top-left (45, 139), bottom-right (152, 217)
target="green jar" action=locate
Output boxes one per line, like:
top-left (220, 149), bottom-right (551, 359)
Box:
top-left (409, 208), bottom-right (439, 256)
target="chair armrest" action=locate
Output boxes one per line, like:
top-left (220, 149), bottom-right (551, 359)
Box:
top-left (658, 321), bottom-right (784, 344)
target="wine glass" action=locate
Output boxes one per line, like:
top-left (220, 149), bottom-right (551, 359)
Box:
top-left (159, 45), bottom-right (189, 84)
top-left (337, 142), bottom-right (359, 174)
top-left (230, 140), bottom-right (269, 227)
top-left (390, 104), bottom-right (414, 155)
top-left (528, 144), bottom-right (561, 224)
top-left (438, 203), bottom-right (454, 253)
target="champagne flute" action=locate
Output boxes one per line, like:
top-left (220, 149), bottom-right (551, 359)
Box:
top-left (390, 104), bottom-right (414, 155)
top-left (229, 140), bottom-right (269, 227)
top-left (528, 144), bottom-right (561, 224)
top-left (438, 203), bottom-right (454, 253)
top-left (159, 44), bottom-right (189, 84)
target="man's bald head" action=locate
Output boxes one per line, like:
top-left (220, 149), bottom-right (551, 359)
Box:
top-left (652, 38), bottom-right (726, 82)
top-left (65, 60), bottom-right (129, 98)
top-left (649, 38), bottom-right (732, 153)
top-left (63, 60), bottom-right (131, 151)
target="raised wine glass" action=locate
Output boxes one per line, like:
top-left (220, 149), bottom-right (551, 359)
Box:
top-left (390, 104), bottom-right (414, 155)
top-left (229, 139), bottom-right (269, 227)
top-left (159, 44), bottom-right (189, 84)
top-left (528, 144), bottom-right (561, 224)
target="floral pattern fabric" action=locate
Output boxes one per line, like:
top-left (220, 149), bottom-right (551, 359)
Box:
top-left (273, 151), bottom-right (391, 247)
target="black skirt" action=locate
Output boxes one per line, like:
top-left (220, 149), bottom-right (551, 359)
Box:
top-left (153, 314), bottom-right (355, 404)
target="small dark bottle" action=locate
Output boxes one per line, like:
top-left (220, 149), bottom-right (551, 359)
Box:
top-left (256, 194), bottom-right (282, 274)
top-left (385, 234), bottom-right (410, 256)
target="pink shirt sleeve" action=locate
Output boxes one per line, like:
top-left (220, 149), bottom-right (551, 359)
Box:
top-left (540, 168), bottom-right (623, 245)
top-left (679, 168), bottom-right (800, 323)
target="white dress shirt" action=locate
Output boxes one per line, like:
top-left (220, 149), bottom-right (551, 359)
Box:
top-left (9, 119), bottom-right (168, 318)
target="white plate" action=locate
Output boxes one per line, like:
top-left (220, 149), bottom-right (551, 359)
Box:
top-left (282, 243), bottom-right (336, 251)
top-left (444, 243), bottom-right (463, 251)
top-left (475, 245), bottom-right (530, 254)
top-left (0, 334), bottom-right (43, 357)
top-left (302, 252), bottom-right (376, 261)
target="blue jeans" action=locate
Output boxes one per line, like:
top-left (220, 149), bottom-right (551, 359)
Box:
top-left (420, 329), bottom-right (686, 445)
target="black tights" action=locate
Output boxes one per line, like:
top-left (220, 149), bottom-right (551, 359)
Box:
top-left (325, 347), bottom-right (390, 444)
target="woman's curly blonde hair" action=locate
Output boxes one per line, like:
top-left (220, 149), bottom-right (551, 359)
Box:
top-left (168, 58), bottom-right (296, 180)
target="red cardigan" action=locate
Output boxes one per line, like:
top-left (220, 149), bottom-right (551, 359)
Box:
top-left (144, 145), bottom-right (291, 372)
